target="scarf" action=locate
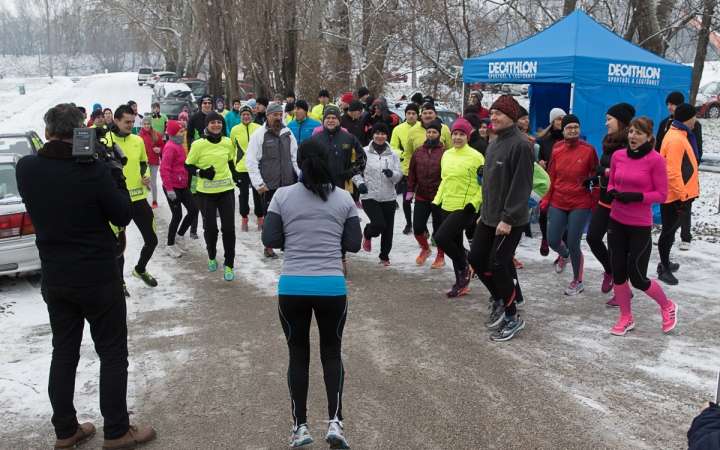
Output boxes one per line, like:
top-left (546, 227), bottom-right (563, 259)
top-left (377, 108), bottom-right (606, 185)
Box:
top-left (203, 128), bottom-right (223, 144)
top-left (169, 135), bottom-right (184, 145)
top-left (601, 128), bottom-right (628, 154)
top-left (371, 142), bottom-right (386, 154)
top-left (672, 120), bottom-right (699, 160)
top-left (627, 141), bottom-right (654, 159)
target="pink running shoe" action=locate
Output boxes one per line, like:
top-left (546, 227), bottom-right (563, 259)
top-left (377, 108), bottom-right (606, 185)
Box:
top-left (659, 300), bottom-right (678, 333)
top-left (362, 235), bottom-right (371, 252)
top-left (606, 292), bottom-right (634, 308)
top-left (379, 259), bottom-right (390, 267)
top-left (555, 255), bottom-right (568, 274)
top-left (355, 201), bottom-right (363, 209)
top-left (601, 272), bottom-right (613, 293)
top-left (611, 315), bottom-right (635, 336)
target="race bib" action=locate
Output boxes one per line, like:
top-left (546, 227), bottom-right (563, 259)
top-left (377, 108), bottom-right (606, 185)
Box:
top-left (203, 178), bottom-right (233, 189)
top-left (128, 187), bottom-right (145, 199)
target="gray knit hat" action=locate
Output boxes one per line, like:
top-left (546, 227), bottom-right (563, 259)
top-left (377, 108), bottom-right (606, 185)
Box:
top-left (266, 102), bottom-right (283, 116)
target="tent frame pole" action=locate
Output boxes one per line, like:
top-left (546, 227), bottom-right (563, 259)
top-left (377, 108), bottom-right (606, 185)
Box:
top-left (569, 83), bottom-right (575, 113)
top-left (462, 82), bottom-right (467, 114)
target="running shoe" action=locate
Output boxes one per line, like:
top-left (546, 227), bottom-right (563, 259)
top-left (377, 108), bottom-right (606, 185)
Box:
top-left (241, 217), bottom-right (249, 232)
top-left (290, 424), bottom-right (313, 447)
top-left (224, 265), bottom-right (234, 281)
top-left (485, 302), bottom-right (505, 328)
top-left (207, 259), bottom-right (218, 271)
top-left (606, 292), bottom-right (634, 308)
top-left (490, 314), bottom-right (525, 341)
top-left (555, 255), bottom-right (568, 274)
top-left (361, 235), bottom-right (371, 252)
top-left (679, 241), bottom-right (691, 251)
top-left (657, 265), bottom-right (678, 285)
top-left (257, 217), bottom-right (264, 231)
top-left (431, 254), bottom-right (446, 268)
top-left (659, 300), bottom-right (678, 333)
top-left (540, 239), bottom-right (549, 257)
top-left (519, 236), bottom-right (533, 247)
top-left (515, 297), bottom-right (526, 309)
top-left (123, 284), bottom-right (130, 297)
top-left (190, 232), bottom-right (199, 239)
top-left (601, 272), bottom-right (613, 293)
top-left (264, 248), bottom-right (279, 259)
top-left (402, 224), bottom-right (412, 235)
top-left (611, 315), bottom-right (635, 336)
top-left (379, 259), bottom-right (390, 267)
top-left (355, 201), bottom-right (362, 209)
top-left (342, 259), bottom-right (348, 277)
top-left (132, 268), bottom-right (158, 288)
top-left (175, 235), bottom-right (189, 251)
top-left (457, 266), bottom-right (471, 291)
top-left (564, 280), bottom-right (584, 296)
top-left (165, 245), bottom-right (182, 258)
top-left (658, 261), bottom-right (680, 273)
top-left (151, 201), bottom-right (158, 209)
top-left (326, 420), bottom-right (350, 449)
top-left (416, 247), bottom-right (432, 265)
top-left (513, 257), bottom-right (523, 269)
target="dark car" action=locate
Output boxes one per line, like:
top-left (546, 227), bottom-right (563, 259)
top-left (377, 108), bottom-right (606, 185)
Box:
top-left (159, 99), bottom-right (198, 120)
top-left (385, 71), bottom-right (408, 83)
top-left (183, 81), bottom-right (210, 99)
top-left (0, 132), bottom-right (43, 157)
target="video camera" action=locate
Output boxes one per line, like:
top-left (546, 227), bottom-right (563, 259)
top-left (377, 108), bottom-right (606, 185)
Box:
top-left (71, 124), bottom-right (128, 171)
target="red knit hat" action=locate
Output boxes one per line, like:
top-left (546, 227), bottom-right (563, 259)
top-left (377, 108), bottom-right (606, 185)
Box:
top-left (451, 118), bottom-right (473, 138)
top-left (166, 120), bottom-right (184, 137)
top-left (490, 95), bottom-right (520, 122)
top-left (341, 92), bottom-right (355, 104)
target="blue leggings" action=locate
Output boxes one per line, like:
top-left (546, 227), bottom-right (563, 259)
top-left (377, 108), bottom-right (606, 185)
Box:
top-left (547, 207), bottom-right (590, 280)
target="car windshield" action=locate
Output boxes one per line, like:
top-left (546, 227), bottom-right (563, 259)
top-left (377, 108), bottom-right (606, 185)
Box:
top-left (191, 86), bottom-right (207, 96)
top-left (700, 82), bottom-right (720, 96)
top-left (160, 103), bottom-right (188, 115)
top-left (0, 137), bottom-right (31, 156)
top-left (166, 90), bottom-right (191, 99)
top-left (0, 163), bottom-right (19, 199)
top-left (437, 111), bottom-right (458, 125)
top-left (139, 68), bottom-right (152, 74)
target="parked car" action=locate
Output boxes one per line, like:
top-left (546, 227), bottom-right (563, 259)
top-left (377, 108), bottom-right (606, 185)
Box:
top-left (152, 82), bottom-right (193, 105)
top-left (385, 71), bottom-right (408, 83)
top-left (0, 153), bottom-right (40, 276)
top-left (182, 81), bottom-right (210, 99)
top-left (695, 81), bottom-right (720, 118)
top-left (484, 83), bottom-right (503, 93)
top-left (390, 101), bottom-right (459, 126)
top-left (146, 71), bottom-right (177, 88)
top-left (137, 67), bottom-right (154, 86)
top-left (502, 84), bottom-right (528, 96)
top-left (0, 132), bottom-right (43, 157)
top-left (159, 98), bottom-right (198, 120)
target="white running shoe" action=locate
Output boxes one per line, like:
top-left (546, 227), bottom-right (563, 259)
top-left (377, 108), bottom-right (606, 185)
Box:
top-left (519, 235), bottom-right (533, 247)
top-left (175, 235), bottom-right (189, 251)
top-left (326, 420), bottom-right (350, 449)
top-left (165, 245), bottom-right (182, 258)
top-left (679, 241), bottom-right (691, 251)
top-left (290, 424), bottom-right (313, 447)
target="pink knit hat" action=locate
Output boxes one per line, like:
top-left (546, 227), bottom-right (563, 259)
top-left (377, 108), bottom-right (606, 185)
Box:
top-left (451, 118), bottom-right (473, 137)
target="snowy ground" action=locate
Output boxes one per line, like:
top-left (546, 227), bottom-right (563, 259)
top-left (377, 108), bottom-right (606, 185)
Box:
top-left (1, 73), bottom-right (720, 448)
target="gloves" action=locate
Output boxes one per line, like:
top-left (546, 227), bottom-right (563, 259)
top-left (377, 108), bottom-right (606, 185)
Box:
top-left (464, 203), bottom-right (475, 213)
top-left (674, 200), bottom-right (688, 212)
top-left (339, 169), bottom-right (354, 181)
top-left (581, 177), bottom-right (594, 189)
top-left (166, 190), bottom-right (177, 201)
top-left (614, 192), bottom-right (643, 204)
top-left (607, 189), bottom-right (618, 199)
top-left (592, 165), bottom-right (606, 177)
top-left (381, 169), bottom-right (393, 178)
top-left (405, 192), bottom-right (413, 202)
top-left (198, 165), bottom-right (215, 180)
top-left (358, 183), bottom-right (369, 194)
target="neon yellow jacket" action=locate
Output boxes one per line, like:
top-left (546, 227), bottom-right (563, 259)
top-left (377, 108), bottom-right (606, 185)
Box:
top-left (230, 122), bottom-right (261, 172)
top-left (403, 122), bottom-right (452, 176)
top-left (311, 102), bottom-right (336, 122)
top-left (186, 137), bottom-right (235, 194)
top-left (110, 132), bottom-right (148, 202)
top-left (432, 144), bottom-right (484, 212)
top-left (389, 121), bottom-right (419, 173)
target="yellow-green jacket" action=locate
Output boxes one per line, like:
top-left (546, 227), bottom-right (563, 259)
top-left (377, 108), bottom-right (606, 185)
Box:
top-left (186, 137), bottom-right (235, 194)
top-left (390, 120), bottom-right (419, 174)
top-left (403, 122), bottom-right (452, 176)
top-left (432, 144), bottom-right (484, 212)
top-left (311, 102), bottom-right (337, 122)
top-left (230, 122), bottom-right (262, 172)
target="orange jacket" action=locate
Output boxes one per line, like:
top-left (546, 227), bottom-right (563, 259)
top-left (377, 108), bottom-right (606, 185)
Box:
top-left (659, 126), bottom-right (699, 203)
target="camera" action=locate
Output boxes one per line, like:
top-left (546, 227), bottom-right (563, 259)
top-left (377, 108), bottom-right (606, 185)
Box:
top-left (72, 125), bottom-right (128, 171)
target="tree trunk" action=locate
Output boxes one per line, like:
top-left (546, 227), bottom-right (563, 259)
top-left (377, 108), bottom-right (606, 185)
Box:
top-left (44, 0), bottom-right (53, 78)
top-left (562, 0), bottom-right (577, 17)
top-left (281, 1), bottom-right (297, 95)
top-left (690, 0), bottom-right (716, 103)
top-left (632, 0), bottom-right (664, 55)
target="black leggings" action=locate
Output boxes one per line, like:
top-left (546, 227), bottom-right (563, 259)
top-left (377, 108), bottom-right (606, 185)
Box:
top-left (607, 218), bottom-right (653, 291)
top-left (164, 186), bottom-right (198, 246)
top-left (468, 222), bottom-right (524, 318)
top-left (278, 294), bottom-right (347, 427)
top-left (197, 190), bottom-right (236, 268)
top-left (237, 172), bottom-right (263, 218)
top-left (681, 201), bottom-right (692, 243)
top-left (362, 199), bottom-right (396, 261)
top-left (465, 213), bottom-right (481, 241)
top-left (539, 208), bottom-right (548, 240)
top-left (586, 204), bottom-right (613, 274)
top-left (190, 193), bottom-right (199, 233)
top-left (435, 209), bottom-right (475, 270)
top-left (412, 200), bottom-right (442, 238)
top-left (399, 176), bottom-right (412, 226)
top-left (658, 202), bottom-right (683, 267)
top-left (128, 200), bottom-right (157, 273)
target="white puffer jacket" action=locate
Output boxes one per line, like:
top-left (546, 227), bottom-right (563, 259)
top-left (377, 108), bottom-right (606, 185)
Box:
top-left (353, 142), bottom-right (403, 202)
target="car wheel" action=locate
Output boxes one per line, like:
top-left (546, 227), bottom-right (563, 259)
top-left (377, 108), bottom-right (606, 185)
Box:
top-left (708, 105), bottom-right (720, 119)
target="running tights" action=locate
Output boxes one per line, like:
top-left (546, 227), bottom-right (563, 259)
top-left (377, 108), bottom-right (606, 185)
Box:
top-left (237, 172), bottom-right (263, 219)
top-left (361, 199), bottom-right (396, 261)
top-left (586, 204), bottom-right (613, 274)
top-left (435, 209), bottom-right (475, 270)
top-left (164, 187), bottom-right (198, 246)
top-left (197, 190), bottom-right (235, 268)
top-left (148, 164), bottom-right (159, 203)
top-left (130, 200), bottom-right (157, 273)
top-left (547, 207), bottom-right (590, 281)
top-left (278, 294), bottom-right (347, 427)
top-left (658, 202), bottom-right (683, 267)
top-left (399, 176), bottom-right (412, 227)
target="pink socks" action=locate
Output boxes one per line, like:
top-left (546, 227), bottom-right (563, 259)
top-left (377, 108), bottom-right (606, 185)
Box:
top-left (644, 280), bottom-right (671, 309)
top-left (614, 281), bottom-right (633, 316)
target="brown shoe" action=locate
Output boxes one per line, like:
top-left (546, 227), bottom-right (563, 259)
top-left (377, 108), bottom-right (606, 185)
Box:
top-left (102, 425), bottom-right (156, 450)
top-left (55, 422), bottom-right (95, 449)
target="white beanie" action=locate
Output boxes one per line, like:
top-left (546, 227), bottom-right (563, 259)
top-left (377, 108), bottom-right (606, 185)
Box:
top-left (549, 108), bottom-right (566, 124)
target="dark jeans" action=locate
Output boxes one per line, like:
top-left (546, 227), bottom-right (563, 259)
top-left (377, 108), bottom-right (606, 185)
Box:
top-left (130, 200), bottom-right (158, 273)
top-left (586, 203), bottom-right (613, 274)
top-left (164, 186), bottom-right (198, 246)
top-left (681, 201), bottom-right (692, 243)
top-left (362, 199), bottom-right (396, 261)
top-left (278, 294), bottom-right (347, 427)
top-left (197, 190), bottom-right (236, 268)
top-left (435, 209), bottom-right (475, 270)
top-left (658, 202), bottom-right (683, 267)
top-left (607, 218), bottom-right (653, 291)
top-left (468, 223), bottom-right (524, 318)
top-left (237, 172), bottom-right (263, 219)
top-left (412, 200), bottom-right (442, 238)
top-left (42, 277), bottom-right (129, 440)
top-left (399, 176), bottom-right (412, 226)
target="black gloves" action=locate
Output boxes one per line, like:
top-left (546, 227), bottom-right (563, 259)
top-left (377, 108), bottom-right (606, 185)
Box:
top-left (607, 189), bottom-right (618, 199)
top-left (592, 165), bottom-right (606, 177)
top-left (464, 203), bottom-right (475, 213)
top-left (476, 166), bottom-right (484, 177)
top-left (674, 200), bottom-right (688, 212)
top-left (581, 177), bottom-right (594, 189)
top-left (381, 169), bottom-right (393, 178)
top-left (340, 169), bottom-right (355, 180)
top-left (358, 183), bottom-right (369, 194)
top-left (198, 165), bottom-right (216, 180)
top-left (613, 191), bottom-right (644, 204)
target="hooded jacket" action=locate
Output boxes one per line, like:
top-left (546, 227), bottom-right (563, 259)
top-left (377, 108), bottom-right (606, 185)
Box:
top-left (287, 116), bottom-right (322, 144)
top-left (310, 127), bottom-right (366, 192)
top-left (245, 122), bottom-right (299, 191)
top-left (432, 143), bottom-right (484, 213)
top-left (406, 141), bottom-right (447, 202)
top-left (660, 125), bottom-right (699, 203)
top-left (352, 142), bottom-right (403, 202)
top-left (160, 138), bottom-right (189, 191)
top-left (225, 108), bottom-right (242, 136)
top-left (230, 121), bottom-right (262, 173)
top-left (541, 139), bottom-right (599, 211)
top-left (656, 115), bottom-right (703, 159)
top-left (138, 128), bottom-right (165, 166)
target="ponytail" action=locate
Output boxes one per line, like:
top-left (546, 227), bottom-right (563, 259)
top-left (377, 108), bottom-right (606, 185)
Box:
top-left (297, 139), bottom-right (336, 201)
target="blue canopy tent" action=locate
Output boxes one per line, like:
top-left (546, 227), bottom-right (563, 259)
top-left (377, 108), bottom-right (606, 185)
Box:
top-left (463, 10), bottom-right (692, 149)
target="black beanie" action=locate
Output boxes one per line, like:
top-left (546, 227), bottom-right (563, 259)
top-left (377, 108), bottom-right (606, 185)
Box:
top-left (256, 96), bottom-right (269, 107)
top-left (287, 91), bottom-right (296, 99)
top-left (606, 103), bottom-right (636, 126)
top-left (205, 111), bottom-right (223, 127)
top-left (674, 103), bottom-right (696, 122)
top-left (405, 103), bottom-right (420, 114)
top-left (358, 87), bottom-right (369, 98)
top-left (561, 114), bottom-right (580, 129)
top-left (348, 100), bottom-right (364, 112)
top-left (422, 102), bottom-right (436, 112)
top-left (464, 105), bottom-right (479, 115)
top-left (295, 100), bottom-right (309, 112)
top-left (365, 95), bottom-right (376, 111)
top-left (372, 122), bottom-right (390, 136)
top-left (285, 102), bottom-right (295, 113)
top-left (411, 93), bottom-right (423, 104)
top-left (319, 89), bottom-right (330, 98)
top-left (425, 120), bottom-right (441, 133)
top-left (666, 91), bottom-right (685, 106)
top-left (517, 106), bottom-right (529, 120)
top-left (423, 95), bottom-right (435, 105)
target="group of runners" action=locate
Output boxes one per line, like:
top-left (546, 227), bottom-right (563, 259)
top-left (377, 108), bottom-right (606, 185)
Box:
top-left (79, 84), bottom-right (699, 448)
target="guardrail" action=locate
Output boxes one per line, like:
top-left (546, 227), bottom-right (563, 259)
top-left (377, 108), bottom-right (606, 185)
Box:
top-left (699, 154), bottom-right (720, 173)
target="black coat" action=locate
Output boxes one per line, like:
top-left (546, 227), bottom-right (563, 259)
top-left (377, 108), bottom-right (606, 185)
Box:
top-left (468, 132), bottom-right (488, 156)
top-left (310, 128), bottom-right (366, 189)
top-left (536, 128), bottom-right (564, 165)
top-left (16, 140), bottom-right (133, 286)
top-left (340, 113), bottom-right (365, 145)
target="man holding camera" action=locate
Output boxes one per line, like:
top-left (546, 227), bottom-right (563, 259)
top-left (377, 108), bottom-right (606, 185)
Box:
top-left (16, 104), bottom-right (155, 449)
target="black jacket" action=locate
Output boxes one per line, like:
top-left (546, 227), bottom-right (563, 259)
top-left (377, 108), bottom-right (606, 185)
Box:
top-left (468, 131), bottom-right (488, 156)
top-left (536, 128), bottom-right (564, 165)
top-left (310, 128), bottom-right (366, 189)
top-left (187, 111), bottom-right (227, 149)
top-left (253, 111), bottom-right (267, 126)
top-left (16, 140), bottom-right (133, 286)
top-left (656, 115), bottom-right (703, 160)
top-left (688, 403), bottom-right (720, 450)
top-left (340, 113), bottom-right (365, 145)
top-left (597, 129), bottom-right (628, 204)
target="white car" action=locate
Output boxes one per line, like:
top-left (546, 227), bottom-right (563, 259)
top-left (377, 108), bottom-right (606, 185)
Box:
top-left (152, 82), bottom-right (194, 105)
top-left (146, 71), bottom-right (177, 88)
top-left (0, 154), bottom-right (40, 276)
